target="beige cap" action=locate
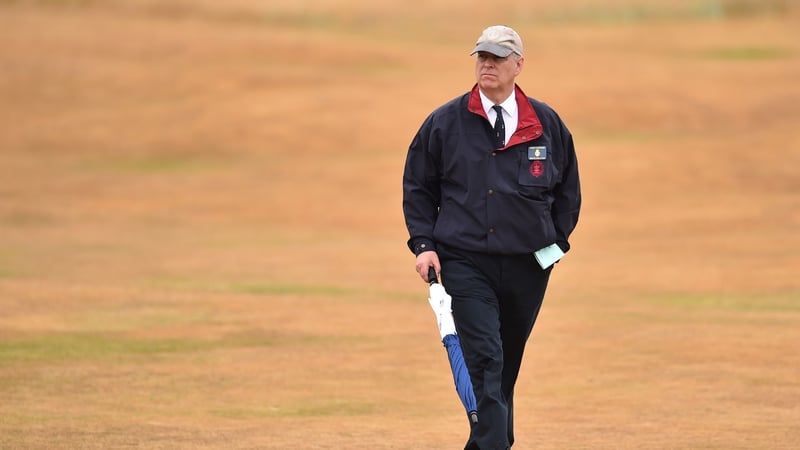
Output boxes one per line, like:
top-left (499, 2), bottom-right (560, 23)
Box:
top-left (470, 25), bottom-right (522, 58)
top-left (470, 25), bottom-right (523, 57)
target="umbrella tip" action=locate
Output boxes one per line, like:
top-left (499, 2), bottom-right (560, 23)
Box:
top-left (469, 411), bottom-right (478, 424)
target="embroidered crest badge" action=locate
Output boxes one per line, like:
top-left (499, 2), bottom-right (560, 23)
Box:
top-left (530, 160), bottom-right (545, 178)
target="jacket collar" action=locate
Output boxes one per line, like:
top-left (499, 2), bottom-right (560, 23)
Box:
top-left (468, 84), bottom-right (543, 149)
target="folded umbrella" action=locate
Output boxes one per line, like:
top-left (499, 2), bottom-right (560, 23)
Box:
top-left (427, 267), bottom-right (478, 424)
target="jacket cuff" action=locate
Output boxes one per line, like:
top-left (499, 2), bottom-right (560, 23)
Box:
top-left (413, 239), bottom-right (436, 256)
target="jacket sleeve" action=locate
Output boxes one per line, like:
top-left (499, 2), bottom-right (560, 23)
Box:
top-left (402, 115), bottom-right (441, 255)
top-left (551, 121), bottom-right (581, 253)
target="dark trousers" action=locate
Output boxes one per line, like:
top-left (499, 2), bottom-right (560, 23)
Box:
top-left (439, 245), bottom-right (552, 450)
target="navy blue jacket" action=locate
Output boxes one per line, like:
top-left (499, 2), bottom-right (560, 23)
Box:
top-left (403, 84), bottom-right (581, 256)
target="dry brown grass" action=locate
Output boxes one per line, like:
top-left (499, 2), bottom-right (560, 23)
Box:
top-left (1, 1), bottom-right (799, 448)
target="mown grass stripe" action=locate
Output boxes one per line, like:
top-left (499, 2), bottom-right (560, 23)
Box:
top-left (0, 332), bottom-right (314, 365)
top-left (648, 292), bottom-right (800, 312)
top-left (212, 400), bottom-right (376, 419)
top-left (698, 46), bottom-right (792, 61)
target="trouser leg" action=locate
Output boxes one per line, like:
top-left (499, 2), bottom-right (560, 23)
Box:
top-left (443, 255), bottom-right (506, 450)
top-left (497, 255), bottom-right (551, 446)
top-left (441, 246), bottom-right (550, 450)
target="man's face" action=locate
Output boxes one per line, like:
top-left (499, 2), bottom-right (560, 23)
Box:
top-left (475, 51), bottom-right (524, 93)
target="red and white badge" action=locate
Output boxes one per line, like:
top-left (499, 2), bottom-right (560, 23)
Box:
top-left (527, 146), bottom-right (547, 178)
top-left (529, 160), bottom-right (545, 178)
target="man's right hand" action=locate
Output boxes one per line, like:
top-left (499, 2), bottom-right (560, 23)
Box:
top-left (415, 251), bottom-right (441, 283)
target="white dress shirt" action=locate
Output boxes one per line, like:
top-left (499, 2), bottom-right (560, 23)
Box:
top-left (479, 89), bottom-right (518, 147)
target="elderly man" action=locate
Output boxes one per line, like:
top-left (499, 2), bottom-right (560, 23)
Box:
top-left (403, 25), bottom-right (581, 449)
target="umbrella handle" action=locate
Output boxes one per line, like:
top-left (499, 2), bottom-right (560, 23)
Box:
top-left (427, 267), bottom-right (438, 286)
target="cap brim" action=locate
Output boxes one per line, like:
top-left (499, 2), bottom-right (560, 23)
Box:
top-left (470, 43), bottom-right (514, 57)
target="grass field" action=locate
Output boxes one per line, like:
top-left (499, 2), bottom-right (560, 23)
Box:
top-left (1, 0), bottom-right (799, 448)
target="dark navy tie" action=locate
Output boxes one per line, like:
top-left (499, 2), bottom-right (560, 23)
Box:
top-left (492, 105), bottom-right (505, 148)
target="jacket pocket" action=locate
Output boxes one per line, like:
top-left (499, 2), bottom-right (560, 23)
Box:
top-left (518, 146), bottom-right (558, 187)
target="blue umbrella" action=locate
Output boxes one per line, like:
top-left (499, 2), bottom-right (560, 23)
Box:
top-left (428, 268), bottom-right (478, 424)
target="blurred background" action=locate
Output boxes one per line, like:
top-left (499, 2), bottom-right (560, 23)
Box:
top-left (1, 0), bottom-right (799, 448)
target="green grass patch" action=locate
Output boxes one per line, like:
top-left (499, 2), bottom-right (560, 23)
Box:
top-left (698, 46), bottom-right (792, 60)
top-left (712, 0), bottom-right (792, 18)
top-left (0, 0), bottom-right (98, 6)
top-left (148, 277), bottom-right (359, 297)
top-left (0, 268), bottom-right (19, 279)
top-left (526, 0), bottom-right (793, 25)
top-left (81, 154), bottom-right (229, 174)
top-left (0, 331), bottom-right (302, 365)
top-left (75, 309), bottom-right (215, 333)
top-left (648, 291), bottom-right (800, 312)
top-left (0, 333), bottom-right (210, 364)
top-left (0, 411), bottom-right (64, 426)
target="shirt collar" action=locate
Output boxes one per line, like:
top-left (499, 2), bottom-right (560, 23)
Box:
top-left (479, 89), bottom-right (517, 117)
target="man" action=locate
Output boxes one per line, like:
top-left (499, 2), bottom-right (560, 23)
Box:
top-left (402, 25), bottom-right (581, 449)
